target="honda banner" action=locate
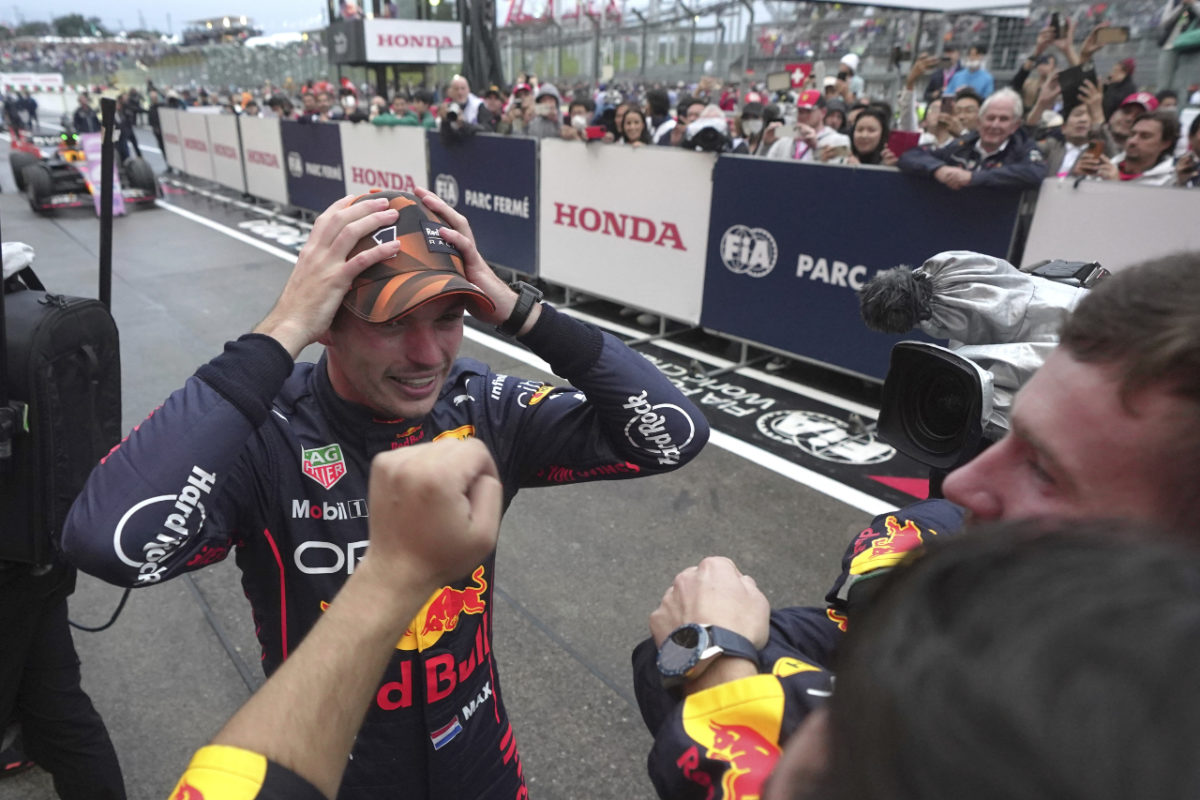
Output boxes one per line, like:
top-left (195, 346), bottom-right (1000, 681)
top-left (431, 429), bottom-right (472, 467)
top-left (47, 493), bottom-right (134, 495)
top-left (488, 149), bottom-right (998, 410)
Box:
top-left (339, 123), bottom-right (427, 198)
top-left (539, 141), bottom-right (714, 323)
top-left (1022, 179), bottom-right (1200, 273)
top-left (279, 120), bottom-right (346, 213)
top-left (363, 19), bottom-right (463, 63)
top-left (428, 132), bottom-right (538, 275)
top-left (159, 108), bottom-right (185, 172)
top-left (206, 113), bottom-right (246, 194)
top-left (178, 111), bottom-right (214, 181)
top-left (701, 157), bottom-right (1023, 379)
top-left (239, 116), bottom-right (288, 205)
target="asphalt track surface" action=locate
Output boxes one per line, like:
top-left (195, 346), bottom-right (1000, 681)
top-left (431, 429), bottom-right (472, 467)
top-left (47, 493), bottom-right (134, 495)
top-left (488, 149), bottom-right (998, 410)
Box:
top-left (1, 126), bottom-right (921, 800)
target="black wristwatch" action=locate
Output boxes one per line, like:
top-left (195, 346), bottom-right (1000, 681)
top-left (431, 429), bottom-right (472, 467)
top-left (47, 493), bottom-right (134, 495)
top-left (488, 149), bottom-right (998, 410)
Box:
top-left (496, 281), bottom-right (543, 338)
top-left (656, 623), bottom-right (761, 689)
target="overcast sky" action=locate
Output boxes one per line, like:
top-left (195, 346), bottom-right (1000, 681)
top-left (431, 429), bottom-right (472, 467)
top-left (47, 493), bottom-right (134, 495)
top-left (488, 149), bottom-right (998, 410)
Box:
top-left (5, 0), bottom-right (330, 35)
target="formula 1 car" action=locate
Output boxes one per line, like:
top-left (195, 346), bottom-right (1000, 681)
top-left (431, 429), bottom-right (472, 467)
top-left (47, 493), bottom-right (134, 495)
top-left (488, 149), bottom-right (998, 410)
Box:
top-left (9, 124), bottom-right (158, 213)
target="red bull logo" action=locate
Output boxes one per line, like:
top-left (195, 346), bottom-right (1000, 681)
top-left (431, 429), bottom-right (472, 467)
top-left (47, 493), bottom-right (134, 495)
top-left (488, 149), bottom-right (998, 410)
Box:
top-left (391, 425), bottom-right (425, 449)
top-left (706, 722), bottom-right (781, 799)
top-left (849, 515), bottom-right (926, 576)
top-left (826, 607), bottom-right (849, 633)
top-left (397, 566), bottom-right (488, 651)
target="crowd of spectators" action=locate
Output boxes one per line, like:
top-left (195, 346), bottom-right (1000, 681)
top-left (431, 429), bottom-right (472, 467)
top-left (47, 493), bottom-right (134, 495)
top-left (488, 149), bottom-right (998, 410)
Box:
top-left (157, 13), bottom-right (1196, 193)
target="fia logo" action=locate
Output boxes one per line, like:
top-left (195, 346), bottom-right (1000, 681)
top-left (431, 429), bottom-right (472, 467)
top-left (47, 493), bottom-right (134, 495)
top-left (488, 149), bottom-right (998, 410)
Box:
top-left (333, 32), bottom-right (348, 54)
top-left (720, 225), bottom-right (778, 278)
top-left (286, 151), bottom-right (303, 179)
top-left (434, 173), bottom-right (459, 207)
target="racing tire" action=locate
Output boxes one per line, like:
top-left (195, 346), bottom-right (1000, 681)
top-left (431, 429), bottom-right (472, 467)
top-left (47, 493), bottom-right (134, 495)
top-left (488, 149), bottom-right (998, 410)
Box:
top-left (124, 157), bottom-right (157, 196)
top-left (23, 163), bottom-right (53, 212)
top-left (10, 151), bottom-right (37, 191)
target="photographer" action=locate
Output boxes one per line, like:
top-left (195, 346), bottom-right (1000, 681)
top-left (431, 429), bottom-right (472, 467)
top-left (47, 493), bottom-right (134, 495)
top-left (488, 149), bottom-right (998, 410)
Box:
top-left (765, 90), bottom-right (851, 162)
top-left (679, 105), bottom-right (738, 153)
top-left (523, 84), bottom-right (568, 139)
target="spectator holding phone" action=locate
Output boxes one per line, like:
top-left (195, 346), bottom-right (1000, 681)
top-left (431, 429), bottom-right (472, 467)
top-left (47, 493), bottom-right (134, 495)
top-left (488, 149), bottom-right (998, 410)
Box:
top-left (765, 89), bottom-right (851, 162)
top-left (923, 44), bottom-right (962, 103)
top-left (1078, 110), bottom-right (1180, 184)
top-left (1102, 58), bottom-right (1139, 120)
top-left (1175, 114), bottom-right (1200, 187)
top-left (847, 106), bottom-right (898, 166)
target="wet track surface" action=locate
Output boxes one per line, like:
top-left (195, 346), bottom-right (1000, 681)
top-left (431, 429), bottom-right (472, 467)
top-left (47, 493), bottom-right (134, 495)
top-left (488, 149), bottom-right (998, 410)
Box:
top-left (0, 126), bottom-right (922, 799)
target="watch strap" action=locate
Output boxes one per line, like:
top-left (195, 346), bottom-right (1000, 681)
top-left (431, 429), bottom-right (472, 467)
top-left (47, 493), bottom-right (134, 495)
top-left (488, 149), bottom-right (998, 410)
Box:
top-left (705, 626), bottom-right (761, 669)
top-left (497, 281), bottom-right (543, 338)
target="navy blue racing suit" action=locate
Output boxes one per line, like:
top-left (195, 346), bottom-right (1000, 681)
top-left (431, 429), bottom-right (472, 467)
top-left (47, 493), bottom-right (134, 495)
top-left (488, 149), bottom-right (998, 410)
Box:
top-left (63, 304), bottom-right (708, 799)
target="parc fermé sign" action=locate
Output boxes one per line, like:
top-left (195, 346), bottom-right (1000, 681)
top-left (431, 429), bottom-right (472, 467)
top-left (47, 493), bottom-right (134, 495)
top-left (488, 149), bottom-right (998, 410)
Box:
top-left (428, 132), bottom-right (538, 276)
top-left (701, 156), bottom-right (1023, 379)
top-left (339, 124), bottom-right (428, 199)
top-left (159, 108), bottom-right (185, 173)
top-left (205, 113), bottom-right (246, 194)
top-left (538, 140), bottom-right (714, 324)
top-left (279, 120), bottom-right (347, 213)
top-left (178, 111), bottom-right (215, 181)
top-left (238, 116), bottom-right (289, 206)
top-left (363, 19), bottom-right (463, 64)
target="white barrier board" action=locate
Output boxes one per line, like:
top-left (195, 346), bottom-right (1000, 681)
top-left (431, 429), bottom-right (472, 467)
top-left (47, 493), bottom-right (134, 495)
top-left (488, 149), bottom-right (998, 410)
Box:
top-left (238, 116), bottom-right (288, 206)
top-left (178, 111), bottom-right (214, 181)
top-left (339, 124), bottom-right (429, 197)
top-left (206, 113), bottom-right (246, 194)
top-left (539, 140), bottom-right (715, 324)
top-left (159, 108), bottom-right (185, 172)
top-left (1022, 179), bottom-right (1200, 273)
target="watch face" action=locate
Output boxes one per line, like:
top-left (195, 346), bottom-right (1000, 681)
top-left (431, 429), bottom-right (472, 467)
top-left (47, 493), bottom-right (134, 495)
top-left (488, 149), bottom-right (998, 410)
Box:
top-left (657, 624), bottom-right (708, 677)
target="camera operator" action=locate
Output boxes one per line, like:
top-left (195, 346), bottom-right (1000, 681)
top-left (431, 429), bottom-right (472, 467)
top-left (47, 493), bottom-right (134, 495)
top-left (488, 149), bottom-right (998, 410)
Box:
top-left (633, 251), bottom-right (1200, 798)
top-left (679, 105), bottom-right (739, 153)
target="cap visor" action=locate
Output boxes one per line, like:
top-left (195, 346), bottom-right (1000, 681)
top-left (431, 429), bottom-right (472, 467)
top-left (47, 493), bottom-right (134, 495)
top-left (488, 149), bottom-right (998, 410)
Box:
top-left (344, 270), bottom-right (496, 323)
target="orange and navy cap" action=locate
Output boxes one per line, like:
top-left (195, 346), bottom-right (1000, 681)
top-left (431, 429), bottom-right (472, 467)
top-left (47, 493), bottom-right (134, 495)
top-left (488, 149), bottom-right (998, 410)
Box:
top-left (342, 190), bottom-right (496, 323)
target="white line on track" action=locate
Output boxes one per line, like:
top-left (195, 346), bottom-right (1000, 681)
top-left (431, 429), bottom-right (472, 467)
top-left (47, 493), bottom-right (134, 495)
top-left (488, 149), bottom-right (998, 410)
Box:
top-left (155, 199), bottom-right (895, 516)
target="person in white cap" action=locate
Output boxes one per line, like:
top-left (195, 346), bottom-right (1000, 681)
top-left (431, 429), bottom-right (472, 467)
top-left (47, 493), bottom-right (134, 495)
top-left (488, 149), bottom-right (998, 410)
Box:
top-left (838, 53), bottom-right (865, 101)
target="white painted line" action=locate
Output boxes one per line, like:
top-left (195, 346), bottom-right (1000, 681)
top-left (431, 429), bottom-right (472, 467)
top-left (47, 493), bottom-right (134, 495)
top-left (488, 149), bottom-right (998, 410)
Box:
top-left (161, 196), bottom-right (895, 516)
top-left (559, 307), bottom-right (879, 418)
top-left (155, 200), bottom-right (300, 263)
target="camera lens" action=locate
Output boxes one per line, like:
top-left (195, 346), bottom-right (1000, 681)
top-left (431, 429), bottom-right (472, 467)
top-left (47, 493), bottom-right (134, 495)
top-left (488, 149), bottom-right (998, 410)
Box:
top-left (903, 366), bottom-right (973, 454)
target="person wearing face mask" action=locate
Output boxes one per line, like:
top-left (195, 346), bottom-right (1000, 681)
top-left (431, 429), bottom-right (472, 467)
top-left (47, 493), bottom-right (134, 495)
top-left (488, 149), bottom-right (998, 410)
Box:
top-left (736, 102), bottom-right (767, 154)
top-left (945, 45), bottom-right (995, 100)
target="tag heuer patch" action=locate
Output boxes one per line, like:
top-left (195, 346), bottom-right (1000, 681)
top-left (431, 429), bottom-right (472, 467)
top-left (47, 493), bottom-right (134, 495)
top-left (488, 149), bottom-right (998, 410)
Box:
top-left (302, 443), bottom-right (348, 489)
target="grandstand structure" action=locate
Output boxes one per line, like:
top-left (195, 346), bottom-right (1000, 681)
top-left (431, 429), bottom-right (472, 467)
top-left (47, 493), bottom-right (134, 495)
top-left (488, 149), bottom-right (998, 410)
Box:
top-left (181, 16), bottom-right (263, 46)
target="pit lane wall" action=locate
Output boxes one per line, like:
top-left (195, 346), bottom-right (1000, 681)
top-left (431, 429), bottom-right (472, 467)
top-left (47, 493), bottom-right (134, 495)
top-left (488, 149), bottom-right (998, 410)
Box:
top-left (156, 108), bottom-right (1200, 379)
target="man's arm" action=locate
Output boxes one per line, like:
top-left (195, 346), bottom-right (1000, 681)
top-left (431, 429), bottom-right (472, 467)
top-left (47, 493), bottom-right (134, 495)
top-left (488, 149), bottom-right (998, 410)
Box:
top-left (898, 141), bottom-right (956, 176)
top-left (416, 189), bottom-right (709, 482)
top-left (63, 196), bottom-right (406, 586)
top-left (968, 143), bottom-right (1049, 188)
top-left (170, 439), bottom-right (503, 800)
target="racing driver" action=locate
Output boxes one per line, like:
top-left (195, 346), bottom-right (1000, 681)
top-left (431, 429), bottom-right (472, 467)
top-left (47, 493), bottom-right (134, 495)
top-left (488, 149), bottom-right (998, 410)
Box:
top-left (62, 188), bottom-right (709, 799)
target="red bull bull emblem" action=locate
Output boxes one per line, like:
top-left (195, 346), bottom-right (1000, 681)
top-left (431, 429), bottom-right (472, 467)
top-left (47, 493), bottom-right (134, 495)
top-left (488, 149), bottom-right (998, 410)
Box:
top-left (302, 443), bottom-right (348, 490)
top-left (849, 515), bottom-right (927, 576)
top-left (706, 721), bottom-right (780, 799)
top-left (172, 780), bottom-right (204, 799)
top-left (397, 565), bottom-right (488, 650)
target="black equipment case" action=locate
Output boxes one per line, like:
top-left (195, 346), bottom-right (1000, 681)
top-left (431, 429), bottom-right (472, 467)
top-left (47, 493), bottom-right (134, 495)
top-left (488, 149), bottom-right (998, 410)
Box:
top-left (0, 269), bottom-right (121, 565)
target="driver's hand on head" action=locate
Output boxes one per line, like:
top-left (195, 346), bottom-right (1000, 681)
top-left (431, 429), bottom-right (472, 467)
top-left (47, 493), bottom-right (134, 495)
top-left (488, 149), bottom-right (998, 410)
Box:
top-left (253, 195), bottom-right (404, 358)
top-left (413, 187), bottom-right (536, 331)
